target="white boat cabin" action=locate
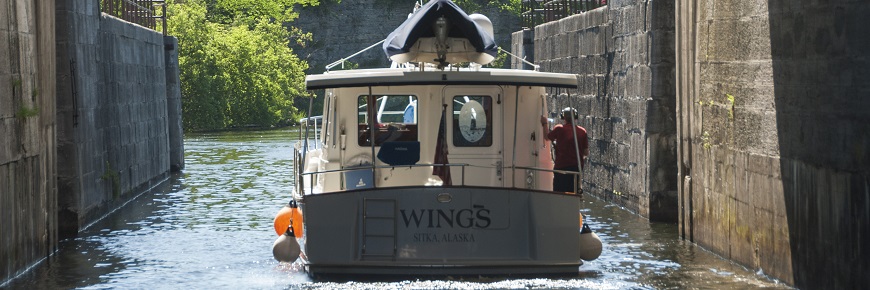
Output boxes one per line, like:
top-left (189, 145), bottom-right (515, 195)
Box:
top-left (295, 67), bottom-right (580, 196)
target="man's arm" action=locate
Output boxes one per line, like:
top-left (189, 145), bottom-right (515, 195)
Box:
top-left (540, 116), bottom-right (551, 141)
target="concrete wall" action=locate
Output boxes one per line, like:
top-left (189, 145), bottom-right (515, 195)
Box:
top-left (293, 0), bottom-right (520, 73)
top-left (0, 0), bottom-right (57, 284)
top-left (164, 36), bottom-right (184, 172)
top-left (522, 0), bottom-right (677, 221)
top-left (676, 0), bottom-right (870, 287)
top-left (55, 1), bottom-right (176, 238)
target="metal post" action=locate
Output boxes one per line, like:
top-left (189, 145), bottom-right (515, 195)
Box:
top-left (510, 86), bottom-right (521, 188)
top-left (305, 94), bottom-right (313, 151)
top-left (325, 95), bottom-right (332, 147)
top-left (367, 87), bottom-right (378, 188)
top-left (567, 89), bottom-right (583, 194)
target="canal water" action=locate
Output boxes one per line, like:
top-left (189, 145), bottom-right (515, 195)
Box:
top-left (5, 129), bottom-right (790, 289)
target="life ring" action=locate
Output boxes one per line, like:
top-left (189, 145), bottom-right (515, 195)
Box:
top-left (345, 154), bottom-right (372, 167)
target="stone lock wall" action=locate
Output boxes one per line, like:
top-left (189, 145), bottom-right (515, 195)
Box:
top-left (676, 0), bottom-right (870, 287)
top-left (55, 1), bottom-right (180, 238)
top-left (519, 0), bottom-right (678, 221)
top-left (0, 0), bottom-right (57, 284)
top-left (3, 0), bottom-right (182, 284)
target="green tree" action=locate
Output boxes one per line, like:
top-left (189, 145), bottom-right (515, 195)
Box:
top-left (168, 0), bottom-right (320, 130)
top-left (452, 0), bottom-right (522, 15)
top-left (169, 2), bottom-right (225, 131)
top-left (211, 22), bottom-right (308, 127)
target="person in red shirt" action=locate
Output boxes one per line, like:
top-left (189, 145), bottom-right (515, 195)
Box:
top-left (540, 107), bottom-right (589, 193)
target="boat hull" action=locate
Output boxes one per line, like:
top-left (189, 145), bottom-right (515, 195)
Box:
top-left (301, 186), bottom-right (584, 277)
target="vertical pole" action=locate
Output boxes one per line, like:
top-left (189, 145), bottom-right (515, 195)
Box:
top-left (567, 89), bottom-right (583, 194)
top-left (306, 95), bottom-right (314, 144)
top-left (132, 0), bottom-right (137, 26)
top-left (510, 86), bottom-right (521, 188)
top-left (151, 1), bottom-right (156, 29)
top-left (324, 94), bottom-right (332, 146)
top-left (305, 94), bottom-right (315, 194)
top-left (162, 4), bottom-right (167, 35)
top-left (367, 87), bottom-right (378, 188)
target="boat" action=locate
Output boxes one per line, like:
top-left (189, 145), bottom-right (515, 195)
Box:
top-left (272, 0), bottom-right (602, 278)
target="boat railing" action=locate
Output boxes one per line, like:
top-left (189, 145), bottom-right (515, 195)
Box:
top-left (512, 165), bottom-right (584, 194)
top-left (521, 0), bottom-right (606, 28)
top-left (498, 47), bottom-right (540, 71)
top-left (296, 163), bottom-right (470, 196)
top-left (292, 148), bottom-right (585, 197)
top-left (325, 40), bottom-right (386, 71)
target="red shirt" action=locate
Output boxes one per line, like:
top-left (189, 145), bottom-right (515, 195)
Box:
top-left (547, 124), bottom-right (588, 169)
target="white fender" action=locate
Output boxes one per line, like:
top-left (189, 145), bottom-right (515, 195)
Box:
top-left (272, 231), bottom-right (301, 263)
top-left (579, 224), bottom-right (602, 261)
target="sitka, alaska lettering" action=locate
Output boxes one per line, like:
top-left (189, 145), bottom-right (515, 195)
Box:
top-left (400, 205), bottom-right (492, 229)
top-left (412, 233), bottom-right (476, 243)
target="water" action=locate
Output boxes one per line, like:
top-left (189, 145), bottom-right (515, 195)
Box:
top-left (5, 129), bottom-right (790, 289)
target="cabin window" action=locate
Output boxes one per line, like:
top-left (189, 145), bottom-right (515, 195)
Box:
top-left (452, 95), bottom-right (492, 147)
top-left (358, 95), bottom-right (418, 146)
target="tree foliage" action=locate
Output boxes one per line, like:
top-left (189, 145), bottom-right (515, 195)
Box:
top-left (452, 0), bottom-right (522, 16)
top-left (168, 0), bottom-right (319, 131)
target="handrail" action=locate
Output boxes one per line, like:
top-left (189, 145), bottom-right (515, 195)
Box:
top-left (513, 165), bottom-right (580, 175)
top-left (325, 40), bottom-right (386, 71)
top-left (521, 0), bottom-right (606, 28)
top-left (512, 165), bottom-right (583, 194)
top-left (295, 155), bottom-right (585, 195)
top-left (299, 163), bottom-right (469, 195)
top-left (499, 47), bottom-right (540, 71)
top-left (100, 0), bottom-right (167, 34)
top-left (299, 163), bottom-right (469, 176)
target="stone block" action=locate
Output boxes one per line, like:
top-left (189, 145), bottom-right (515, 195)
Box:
top-left (21, 119), bottom-right (38, 158)
top-left (635, 32), bottom-right (652, 63)
top-left (732, 197), bottom-right (756, 265)
top-left (645, 98), bottom-right (674, 134)
top-left (16, 32), bottom-right (33, 70)
top-left (650, 132), bottom-right (677, 186)
top-left (13, 0), bottom-right (29, 33)
top-left (611, 51), bottom-right (626, 72)
top-left (0, 78), bottom-right (12, 119)
top-left (651, 30), bottom-right (675, 64)
top-left (768, 208), bottom-right (794, 284)
top-left (583, 27), bottom-right (602, 56)
top-left (560, 14), bottom-right (578, 33)
top-left (753, 170), bottom-right (776, 213)
top-left (0, 117), bottom-right (21, 164)
top-left (713, 148), bottom-right (728, 195)
top-left (628, 4), bottom-right (647, 33)
top-left (594, 27), bottom-right (607, 55)
top-left (0, 2), bottom-right (11, 31)
top-left (0, 31), bottom-right (11, 75)
top-left (650, 0), bottom-right (675, 30)
top-left (568, 31), bottom-right (580, 57)
top-left (705, 17), bottom-right (772, 63)
top-left (650, 63), bottom-right (675, 99)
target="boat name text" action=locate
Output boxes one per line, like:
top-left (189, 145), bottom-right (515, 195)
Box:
top-left (400, 205), bottom-right (492, 229)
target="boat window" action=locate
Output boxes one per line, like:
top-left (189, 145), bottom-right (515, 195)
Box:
top-left (358, 95), bottom-right (418, 146)
top-left (452, 95), bottom-right (492, 147)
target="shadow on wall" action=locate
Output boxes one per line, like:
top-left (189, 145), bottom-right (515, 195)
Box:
top-left (769, 1), bottom-right (870, 289)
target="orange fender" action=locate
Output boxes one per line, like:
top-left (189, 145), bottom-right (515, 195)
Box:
top-left (273, 202), bottom-right (304, 238)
